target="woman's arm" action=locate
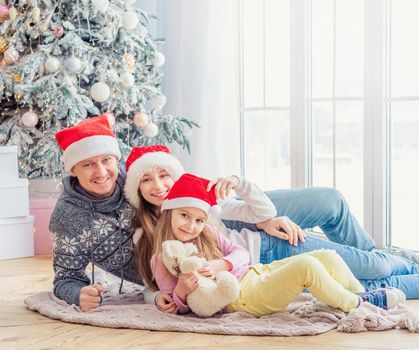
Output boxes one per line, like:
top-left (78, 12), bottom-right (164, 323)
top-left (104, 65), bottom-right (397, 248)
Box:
top-left (218, 177), bottom-right (277, 223)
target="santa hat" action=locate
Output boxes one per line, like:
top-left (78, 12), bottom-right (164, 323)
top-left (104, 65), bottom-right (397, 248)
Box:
top-left (55, 115), bottom-right (121, 172)
top-left (124, 145), bottom-right (185, 209)
top-left (161, 173), bottom-right (221, 217)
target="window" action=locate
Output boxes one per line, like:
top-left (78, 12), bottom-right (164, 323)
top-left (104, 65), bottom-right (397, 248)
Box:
top-left (239, 0), bottom-right (419, 250)
top-left (240, 0), bottom-right (291, 190)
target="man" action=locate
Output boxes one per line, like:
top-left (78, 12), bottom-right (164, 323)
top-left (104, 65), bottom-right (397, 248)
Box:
top-left (51, 115), bottom-right (150, 311)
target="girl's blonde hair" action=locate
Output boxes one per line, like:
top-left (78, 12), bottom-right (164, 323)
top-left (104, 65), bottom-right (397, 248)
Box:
top-left (146, 209), bottom-right (224, 288)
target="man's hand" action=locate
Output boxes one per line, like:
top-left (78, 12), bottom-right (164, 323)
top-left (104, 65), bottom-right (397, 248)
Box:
top-left (174, 272), bottom-right (200, 304)
top-left (207, 176), bottom-right (240, 199)
top-left (156, 293), bottom-right (177, 314)
top-left (256, 216), bottom-right (306, 246)
top-left (79, 283), bottom-right (105, 312)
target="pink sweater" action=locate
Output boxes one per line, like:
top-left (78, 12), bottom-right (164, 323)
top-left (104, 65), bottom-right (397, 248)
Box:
top-left (150, 225), bottom-right (250, 313)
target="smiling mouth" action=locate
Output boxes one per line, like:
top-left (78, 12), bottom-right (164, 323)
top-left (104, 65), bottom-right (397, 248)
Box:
top-left (152, 191), bottom-right (167, 197)
top-left (93, 177), bottom-right (110, 185)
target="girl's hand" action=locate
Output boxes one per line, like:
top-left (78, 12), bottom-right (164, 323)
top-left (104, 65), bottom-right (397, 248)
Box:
top-left (197, 265), bottom-right (216, 280)
top-left (198, 260), bottom-right (232, 280)
top-left (156, 293), bottom-right (177, 314)
top-left (174, 272), bottom-right (200, 303)
top-left (256, 216), bottom-right (306, 246)
top-left (207, 176), bottom-right (240, 199)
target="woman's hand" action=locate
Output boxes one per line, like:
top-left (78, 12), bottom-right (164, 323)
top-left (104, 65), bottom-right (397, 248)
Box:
top-left (79, 283), bottom-right (105, 312)
top-left (156, 293), bottom-right (177, 314)
top-left (256, 216), bottom-right (306, 246)
top-left (207, 176), bottom-right (240, 199)
top-left (174, 272), bottom-right (200, 303)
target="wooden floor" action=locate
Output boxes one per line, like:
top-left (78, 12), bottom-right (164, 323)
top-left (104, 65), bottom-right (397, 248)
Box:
top-left (1, 255), bottom-right (418, 350)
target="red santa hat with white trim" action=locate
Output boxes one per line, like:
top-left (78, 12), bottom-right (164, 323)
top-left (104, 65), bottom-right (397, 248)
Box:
top-left (55, 115), bottom-right (121, 172)
top-left (161, 173), bottom-right (222, 218)
top-left (124, 145), bottom-right (185, 209)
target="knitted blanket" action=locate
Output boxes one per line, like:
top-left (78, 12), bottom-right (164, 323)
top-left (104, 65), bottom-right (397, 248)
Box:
top-left (24, 268), bottom-right (419, 336)
top-left (24, 290), bottom-right (419, 336)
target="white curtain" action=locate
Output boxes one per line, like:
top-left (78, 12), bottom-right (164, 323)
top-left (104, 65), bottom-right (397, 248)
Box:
top-left (156, 0), bottom-right (241, 179)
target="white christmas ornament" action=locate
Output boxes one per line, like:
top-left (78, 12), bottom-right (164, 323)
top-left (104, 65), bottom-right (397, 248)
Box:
top-left (152, 52), bottom-right (165, 67)
top-left (120, 71), bottom-right (135, 88)
top-left (92, 0), bottom-right (109, 13)
top-left (149, 94), bottom-right (167, 110)
top-left (90, 82), bottom-right (111, 103)
top-left (133, 112), bottom-right (149, 128)
top-left (143, 122), bottom-right (158, 138)
top-left (65, 57), bottom-right (82, 74)
top-left (121, 11), bottom-right (139, 30)
top-left (21, 111), bottom-right (39, 128)
top-left (3, 47), bottom-right (19, 64)
top-left (44, 57), bottom-right (61, 73)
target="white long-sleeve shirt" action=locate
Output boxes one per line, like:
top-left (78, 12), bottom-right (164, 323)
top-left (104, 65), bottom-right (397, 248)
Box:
top-left (209, 177), bottom-right (277, 264)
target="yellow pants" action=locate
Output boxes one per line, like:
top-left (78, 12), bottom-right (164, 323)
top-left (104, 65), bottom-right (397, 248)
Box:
top-left (227, 249), bottom-right (365, 317)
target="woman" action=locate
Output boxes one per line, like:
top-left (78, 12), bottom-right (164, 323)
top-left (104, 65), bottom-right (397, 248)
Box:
top-left (124, 145), bottom-right (419, 306)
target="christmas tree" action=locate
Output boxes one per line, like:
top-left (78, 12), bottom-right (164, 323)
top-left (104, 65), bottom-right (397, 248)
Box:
top-left (0, 0), bottom-right (198, 178)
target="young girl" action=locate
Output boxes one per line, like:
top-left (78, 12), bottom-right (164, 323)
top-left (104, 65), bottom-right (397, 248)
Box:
top-left (123, 145), bottom-right (419, 312)
top-left (150, 173), bottom-right (406, 315)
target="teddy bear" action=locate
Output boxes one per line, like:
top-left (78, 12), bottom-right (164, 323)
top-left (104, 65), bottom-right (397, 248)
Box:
top-left (162, 240), bottom-right (240, 317)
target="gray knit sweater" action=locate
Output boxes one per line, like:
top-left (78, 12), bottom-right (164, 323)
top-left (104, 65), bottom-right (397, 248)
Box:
top-left (50, 168), bottom-right (141, 306)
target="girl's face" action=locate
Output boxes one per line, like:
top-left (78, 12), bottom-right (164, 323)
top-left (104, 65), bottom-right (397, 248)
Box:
top-left (139, 167), bottom-right (175, 206)
top-left (171, 207), bottom-right (207, 243)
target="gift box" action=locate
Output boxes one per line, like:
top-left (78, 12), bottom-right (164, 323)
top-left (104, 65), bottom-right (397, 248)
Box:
top-left (0, 179), bottom-right (30, 219)
top-left (0, 146), bottom-right (19, 180)
top-left (0, 216), bottom-right (34, 260)
top-left (30, 198), bottom-right (57, 254)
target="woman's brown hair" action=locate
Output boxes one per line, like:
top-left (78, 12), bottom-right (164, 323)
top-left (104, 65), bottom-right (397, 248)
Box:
top-left (134, 188), bottom-right (161, 290)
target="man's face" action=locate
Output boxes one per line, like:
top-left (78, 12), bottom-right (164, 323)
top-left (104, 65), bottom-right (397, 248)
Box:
top-left (71, 155), bottom-right (119, 197)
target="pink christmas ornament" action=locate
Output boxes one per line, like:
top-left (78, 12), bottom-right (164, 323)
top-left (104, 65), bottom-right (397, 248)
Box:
top-left (133, 111), bottom-right (149, 128)
top-left (103, 111), bottom-right (115, 126)
top-left (0, 4), bottom-right (10, 21)
top-left (21, 111), bottom-right (39, 128)
top-left (52, 23), bottom-right (64, 38)
top-left (3, 47), bottom-right (19, 64)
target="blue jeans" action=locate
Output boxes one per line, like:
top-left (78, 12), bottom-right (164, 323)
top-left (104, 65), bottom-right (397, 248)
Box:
top-left (223, 187), bottom-right (419, 299)
top-left (259, 232), bottom-right (419, 299)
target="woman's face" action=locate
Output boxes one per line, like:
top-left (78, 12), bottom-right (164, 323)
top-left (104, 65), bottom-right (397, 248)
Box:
top-left (139, 167), bottom-right (175, 206)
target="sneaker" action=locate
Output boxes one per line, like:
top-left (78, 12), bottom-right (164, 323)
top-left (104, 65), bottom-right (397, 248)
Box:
top-left (357, 287), bottom-right (406, 310)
